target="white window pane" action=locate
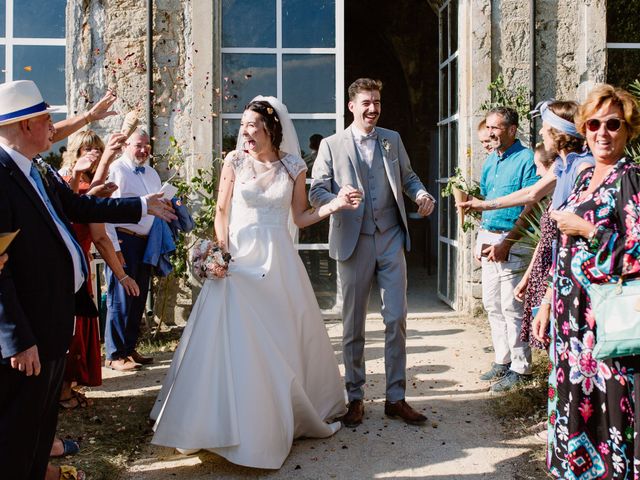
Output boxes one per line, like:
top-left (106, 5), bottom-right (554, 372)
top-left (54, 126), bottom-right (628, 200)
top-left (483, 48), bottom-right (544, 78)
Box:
top-left (14, 0), bottom-right (66, 38)
top-left (13, 46), bottom-right (65, 106)
top-left (222, 0), bottom-right (276, 48)
top-left (222, 53), bottom-right (277, 113)
top-left (283, 0), bottom-right (335, 48)
top-left (283, 54), bottom-right (335, 113)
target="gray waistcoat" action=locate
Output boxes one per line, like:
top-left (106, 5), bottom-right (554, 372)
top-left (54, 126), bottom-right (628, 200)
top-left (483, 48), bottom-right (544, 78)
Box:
top-left (357, 141), bottom-right (399, 235)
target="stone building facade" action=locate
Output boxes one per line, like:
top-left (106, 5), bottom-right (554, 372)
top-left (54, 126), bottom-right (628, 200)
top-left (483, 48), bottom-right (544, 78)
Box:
top-left (64, 0), bottom-right (637, 315)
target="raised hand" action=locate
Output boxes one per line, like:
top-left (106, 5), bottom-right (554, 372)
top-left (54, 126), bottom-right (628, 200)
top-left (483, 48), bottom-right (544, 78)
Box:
top-left (103, 132), bottom-right (127, 158)
top-left (86, 88), bottom-right (118, 122)
top-left (145, 193), bottom-right (177, 222)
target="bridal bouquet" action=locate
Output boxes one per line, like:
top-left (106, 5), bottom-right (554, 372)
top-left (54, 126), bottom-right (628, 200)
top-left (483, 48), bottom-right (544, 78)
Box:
top-left (191, 239), bottom-right (232, 280)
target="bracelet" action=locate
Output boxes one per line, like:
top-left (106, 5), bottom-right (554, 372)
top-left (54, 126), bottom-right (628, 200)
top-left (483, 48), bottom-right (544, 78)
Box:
top-left (118, 274), bottom-right (129, 283)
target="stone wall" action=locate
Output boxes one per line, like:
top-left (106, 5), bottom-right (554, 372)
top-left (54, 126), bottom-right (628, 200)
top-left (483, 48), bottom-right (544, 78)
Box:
top-left (66, 0), bottom-right (196, 325)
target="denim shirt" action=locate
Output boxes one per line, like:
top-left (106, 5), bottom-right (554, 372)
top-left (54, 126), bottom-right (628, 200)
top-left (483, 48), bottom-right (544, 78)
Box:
top-left (480, 140), bottom-right (539, 231)
top-left (551, 150), bottom-right (595, 209)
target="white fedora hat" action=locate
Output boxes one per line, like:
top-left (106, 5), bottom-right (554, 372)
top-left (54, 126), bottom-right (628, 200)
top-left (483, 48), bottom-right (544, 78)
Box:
top-left (0, 80), bottom-right (55, 126)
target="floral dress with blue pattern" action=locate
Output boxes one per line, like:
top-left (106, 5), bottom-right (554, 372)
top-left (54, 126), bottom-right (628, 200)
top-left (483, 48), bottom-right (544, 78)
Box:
top-left (548, 157), bottom-right (640, 479)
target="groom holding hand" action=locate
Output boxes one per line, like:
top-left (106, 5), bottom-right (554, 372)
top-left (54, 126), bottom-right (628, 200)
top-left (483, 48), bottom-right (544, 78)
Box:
top-left (310, 78), bottom-right (435, 427)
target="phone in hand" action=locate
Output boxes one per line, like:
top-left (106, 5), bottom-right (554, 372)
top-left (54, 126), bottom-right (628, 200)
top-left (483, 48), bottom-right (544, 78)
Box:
top-left (480, 243), bottom-right (491, 257)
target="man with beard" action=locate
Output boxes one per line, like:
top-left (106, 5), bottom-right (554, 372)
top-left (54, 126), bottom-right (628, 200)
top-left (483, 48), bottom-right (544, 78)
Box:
top-left (475, 107), bottom-right (538, 392)
top-left (310, 78), bottom-right (435, 427)
top-left (104, 130), bottom-right (161, 371)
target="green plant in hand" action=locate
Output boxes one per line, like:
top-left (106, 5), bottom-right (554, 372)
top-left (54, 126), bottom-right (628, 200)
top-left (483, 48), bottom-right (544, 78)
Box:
top-left (441, 167), bottom-right (482, 232)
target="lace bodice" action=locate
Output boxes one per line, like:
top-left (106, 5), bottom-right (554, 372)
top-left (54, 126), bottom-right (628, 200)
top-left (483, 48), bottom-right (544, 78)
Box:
top-left (226, 150), bottom-right (306, 229)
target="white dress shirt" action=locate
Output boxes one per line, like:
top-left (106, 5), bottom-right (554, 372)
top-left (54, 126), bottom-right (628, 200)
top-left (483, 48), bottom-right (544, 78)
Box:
top-left (105, 153), bottom-right (161, 251)
top-left (1, 142), bottom-right (86, 292)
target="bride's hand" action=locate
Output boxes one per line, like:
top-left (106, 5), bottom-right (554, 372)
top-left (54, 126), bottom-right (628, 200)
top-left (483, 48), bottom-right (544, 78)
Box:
top-left (334, 185), bottom-right (362, 211)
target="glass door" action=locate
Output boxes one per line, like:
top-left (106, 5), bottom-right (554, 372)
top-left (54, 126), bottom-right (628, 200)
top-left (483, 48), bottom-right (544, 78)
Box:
top-left (436, 0), bottom-right (459, 308)
top-left (220, 0), bottom-right (344, 311)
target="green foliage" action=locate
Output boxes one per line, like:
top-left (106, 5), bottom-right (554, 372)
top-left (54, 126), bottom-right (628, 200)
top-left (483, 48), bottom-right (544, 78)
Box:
top-left (441, 167), bottom-right (482, 232)
top-left (157, 137), bottom-right (220, 279)
top-left (480, 74), bottom-right (531, 131)
top-left (627, 80), bottom-right (640, 163)
top-left (510, 200), bottom-right (549, 270)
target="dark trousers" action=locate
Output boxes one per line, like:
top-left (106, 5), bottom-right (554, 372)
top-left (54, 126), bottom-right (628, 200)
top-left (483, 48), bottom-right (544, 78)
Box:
top-left (0, 356), bottom-right (66, 480)
top-left (105, 231), bottom-right (151, 360)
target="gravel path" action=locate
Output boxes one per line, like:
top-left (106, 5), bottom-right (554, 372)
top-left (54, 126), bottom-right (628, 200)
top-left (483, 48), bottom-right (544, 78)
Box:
top-left (101, 316), bottom-right (545, 479)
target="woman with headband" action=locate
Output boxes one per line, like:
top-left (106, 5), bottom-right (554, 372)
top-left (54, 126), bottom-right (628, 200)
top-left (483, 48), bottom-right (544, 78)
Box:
top-left (458, 101), bottom-right (594, 351)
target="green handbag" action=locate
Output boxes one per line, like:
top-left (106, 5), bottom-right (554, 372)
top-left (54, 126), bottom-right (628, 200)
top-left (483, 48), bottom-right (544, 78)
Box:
top-left (590, 278), bottom-right (640, 360)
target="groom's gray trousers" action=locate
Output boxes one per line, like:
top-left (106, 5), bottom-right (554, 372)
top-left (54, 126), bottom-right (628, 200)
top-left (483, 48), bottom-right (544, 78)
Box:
top-left (338, 224), bottom-right (407, 402)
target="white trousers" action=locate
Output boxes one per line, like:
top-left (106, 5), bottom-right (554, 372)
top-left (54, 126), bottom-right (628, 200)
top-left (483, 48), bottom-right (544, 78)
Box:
top-left (481, 250), bottom-right (531, 375)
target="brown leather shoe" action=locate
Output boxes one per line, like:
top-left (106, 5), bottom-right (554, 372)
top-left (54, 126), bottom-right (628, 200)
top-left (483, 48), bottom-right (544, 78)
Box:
top-left (340, 400), bottom-right (364, 428)
top-left (105, 358), bottom-right (141, 371)
top-left (384, 399), bottom-right (427, 425)
top-left (129, 350), bottom-right (154, 365)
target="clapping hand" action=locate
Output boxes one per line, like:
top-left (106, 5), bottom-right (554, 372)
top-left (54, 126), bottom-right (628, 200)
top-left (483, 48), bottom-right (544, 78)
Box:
top-left (86, 88), bottom-right (118, 123)
top-left (145, 193), bottom-right (177, 222)
top-left (416, 194), bottom-right (435, 217)
top-left (335, 185), bottom-right (363, 210)
top-left (72, 151), bottom-right (101, 174)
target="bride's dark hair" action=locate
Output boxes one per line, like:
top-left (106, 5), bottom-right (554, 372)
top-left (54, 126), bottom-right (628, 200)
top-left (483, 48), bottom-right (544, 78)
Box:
top-left (244, 100), bottom-right (284, 150)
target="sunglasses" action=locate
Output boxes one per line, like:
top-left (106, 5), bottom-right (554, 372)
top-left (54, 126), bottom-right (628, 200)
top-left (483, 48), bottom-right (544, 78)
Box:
top-left (585, 117), bottom-right (625, 132)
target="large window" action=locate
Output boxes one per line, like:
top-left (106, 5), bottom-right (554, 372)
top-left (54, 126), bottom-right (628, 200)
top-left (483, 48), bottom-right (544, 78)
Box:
top-left (437, 0), bottom-right (459, 308)
top-left (220, 0), bottom-right (343, 310)
top-left (606, 0), bottom-right (640, 88)
top-left (0, 0), bottom-right (67, 158)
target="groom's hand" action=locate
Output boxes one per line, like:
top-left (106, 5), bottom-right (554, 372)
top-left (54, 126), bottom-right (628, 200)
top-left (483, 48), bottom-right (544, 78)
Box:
top-left (11, 345), bottom-right (41, 376)
top-left (416, 194), bottom-right (435, 217)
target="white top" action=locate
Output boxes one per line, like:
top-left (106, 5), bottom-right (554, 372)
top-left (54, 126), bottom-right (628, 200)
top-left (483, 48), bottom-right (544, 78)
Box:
top-left (105, 153), bottom-right (161, 251)
top-left (1, 142), bottom-right (85, 292)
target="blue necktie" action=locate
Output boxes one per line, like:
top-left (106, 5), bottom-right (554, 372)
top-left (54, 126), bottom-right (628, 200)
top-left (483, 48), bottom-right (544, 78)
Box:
top-left (134, 166), bottom-right (145, 174)
top-left (29, 163), bottom-right (88, 277)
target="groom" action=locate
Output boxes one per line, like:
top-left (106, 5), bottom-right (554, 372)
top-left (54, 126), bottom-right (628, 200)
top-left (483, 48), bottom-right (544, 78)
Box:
top-left (310, 78), bottom-right (435, 427)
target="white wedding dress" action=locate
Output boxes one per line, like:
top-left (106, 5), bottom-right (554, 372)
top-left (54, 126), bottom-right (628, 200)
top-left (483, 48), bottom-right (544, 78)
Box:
top-left (150, 150), bottom-right (346, 469)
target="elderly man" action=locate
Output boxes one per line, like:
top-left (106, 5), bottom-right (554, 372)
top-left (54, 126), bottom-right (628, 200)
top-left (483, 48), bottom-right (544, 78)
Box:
top-left (310, 78), bottom-right (435, 427)
top-left (0, 80), bottom-right (175, 480)
top-left (104, 130), bottom-right (162, 371)
top-left (476, 107), bottom-right (538, 392)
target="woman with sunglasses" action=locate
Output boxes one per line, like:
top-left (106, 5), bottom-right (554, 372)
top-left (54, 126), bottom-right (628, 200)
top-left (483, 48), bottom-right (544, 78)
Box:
top-left (532, 84), bottom-right (640, 478)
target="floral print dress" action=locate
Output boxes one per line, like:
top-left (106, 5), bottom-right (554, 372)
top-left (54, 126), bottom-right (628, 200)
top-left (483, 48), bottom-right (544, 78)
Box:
top-left (548, 158), bottom-right (640, 479)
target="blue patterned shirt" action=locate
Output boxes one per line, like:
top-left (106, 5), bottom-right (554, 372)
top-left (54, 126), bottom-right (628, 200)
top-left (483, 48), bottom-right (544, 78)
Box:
top-left (480, 140), bottom-right (539, 231)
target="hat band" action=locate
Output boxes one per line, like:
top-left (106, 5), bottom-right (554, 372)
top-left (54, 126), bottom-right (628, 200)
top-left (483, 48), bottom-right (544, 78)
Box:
top-left (0, 101), bottom-right (47, 123)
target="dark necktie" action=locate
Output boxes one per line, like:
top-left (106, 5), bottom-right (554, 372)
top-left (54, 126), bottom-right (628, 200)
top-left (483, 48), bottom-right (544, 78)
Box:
top-left (29, 163), bottom-right (88, 276)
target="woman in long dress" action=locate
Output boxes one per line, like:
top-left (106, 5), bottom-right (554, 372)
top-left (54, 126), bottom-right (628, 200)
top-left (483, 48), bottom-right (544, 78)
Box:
top-left (150, 96), bottom-right (359, 469)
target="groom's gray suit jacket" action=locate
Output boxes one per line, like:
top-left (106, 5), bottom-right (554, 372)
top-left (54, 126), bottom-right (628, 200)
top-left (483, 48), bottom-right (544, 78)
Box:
top-left (309, 126), bottom-right (428, 262)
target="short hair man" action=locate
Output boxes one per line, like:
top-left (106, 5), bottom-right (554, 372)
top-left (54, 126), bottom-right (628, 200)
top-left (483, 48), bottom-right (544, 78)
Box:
top-left (310, 78), bottom-right (435, 427)
top-left (104, 129), bottom-right (161, 371)
top-left (477, 107), bottom-right (539, 392)
top-left (0, 80), bottom-right (174, 479)
top-left (478, 118), bottom-right (496, 154)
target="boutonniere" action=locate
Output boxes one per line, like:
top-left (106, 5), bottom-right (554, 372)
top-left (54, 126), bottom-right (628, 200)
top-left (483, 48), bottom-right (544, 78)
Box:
top-left (34, 159), bottom-right (50, 186)
top-left (381, 138), bottom-right (391, 154)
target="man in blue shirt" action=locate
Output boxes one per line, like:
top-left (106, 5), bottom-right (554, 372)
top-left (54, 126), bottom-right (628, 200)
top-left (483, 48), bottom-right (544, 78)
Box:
top-left (476, 107), bottom-right (538, 392)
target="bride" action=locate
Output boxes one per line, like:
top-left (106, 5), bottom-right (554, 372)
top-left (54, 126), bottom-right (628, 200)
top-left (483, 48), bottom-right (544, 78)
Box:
top-left (150, 96), bottom-right (360, 469)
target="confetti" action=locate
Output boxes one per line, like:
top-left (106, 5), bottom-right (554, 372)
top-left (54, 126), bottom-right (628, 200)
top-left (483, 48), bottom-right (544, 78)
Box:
top-left (23, 66), bottom-right (32, 72)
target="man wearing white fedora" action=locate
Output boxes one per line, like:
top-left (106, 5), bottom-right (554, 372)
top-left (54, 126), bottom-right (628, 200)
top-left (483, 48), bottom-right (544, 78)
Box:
top-left (0, 80), bottom-right (176, 480)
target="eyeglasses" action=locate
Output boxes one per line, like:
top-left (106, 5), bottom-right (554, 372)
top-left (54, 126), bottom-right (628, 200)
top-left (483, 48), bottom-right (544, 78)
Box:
top-left (585, 117), bottom-right (625, 132)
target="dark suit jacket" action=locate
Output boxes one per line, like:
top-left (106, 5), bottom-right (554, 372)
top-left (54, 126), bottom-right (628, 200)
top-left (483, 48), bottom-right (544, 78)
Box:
top-left (0, 147), bottom-right (142, 361)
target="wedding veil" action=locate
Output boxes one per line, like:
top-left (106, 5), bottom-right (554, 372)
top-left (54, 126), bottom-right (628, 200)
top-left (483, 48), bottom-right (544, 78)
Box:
top-left (235, 95), bottom-right (301, 158)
